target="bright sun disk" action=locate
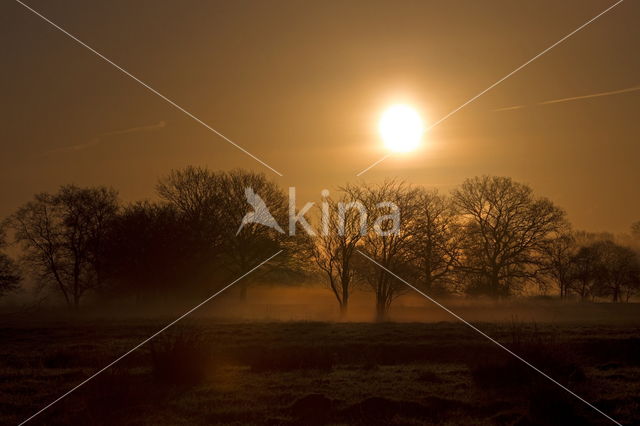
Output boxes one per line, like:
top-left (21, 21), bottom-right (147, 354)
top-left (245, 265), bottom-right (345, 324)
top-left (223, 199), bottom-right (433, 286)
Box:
top-left (378, 104), bottom-right (424, 153)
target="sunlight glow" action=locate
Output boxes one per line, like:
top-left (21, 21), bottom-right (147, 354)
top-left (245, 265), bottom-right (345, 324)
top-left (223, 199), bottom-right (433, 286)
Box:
top-left (378, 104), bottom-right (424, 153)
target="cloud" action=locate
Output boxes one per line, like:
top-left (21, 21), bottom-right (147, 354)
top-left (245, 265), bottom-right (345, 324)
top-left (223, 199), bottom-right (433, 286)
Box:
top-left (493, 85), bottom-right (640, 112)
top-left (48, 120), bottom-right (166, 153)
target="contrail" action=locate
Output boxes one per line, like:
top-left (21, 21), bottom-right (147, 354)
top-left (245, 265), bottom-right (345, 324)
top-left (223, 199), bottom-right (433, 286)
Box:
top-left (48, 120), bottom-right (166, 153)
top-left (539, 85), bottom-right (640, 105)
top-left (493, 104), bottom-right (527, 112)
top-left (494, 85), bottom-right (640, 111)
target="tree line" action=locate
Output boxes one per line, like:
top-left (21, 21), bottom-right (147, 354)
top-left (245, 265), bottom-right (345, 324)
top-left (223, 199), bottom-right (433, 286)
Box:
top-left (0, 167), bottom-right (638, 320)
top-left (307, 177), bottom-right (640, 320)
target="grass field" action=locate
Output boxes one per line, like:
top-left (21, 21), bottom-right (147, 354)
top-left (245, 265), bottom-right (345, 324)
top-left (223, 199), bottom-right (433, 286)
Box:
top-left (2, 314), bottom-right (639, 425)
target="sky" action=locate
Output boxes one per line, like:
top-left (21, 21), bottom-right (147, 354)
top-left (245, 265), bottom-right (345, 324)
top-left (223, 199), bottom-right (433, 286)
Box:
top-left (1, 0), bottom-right (639, 233)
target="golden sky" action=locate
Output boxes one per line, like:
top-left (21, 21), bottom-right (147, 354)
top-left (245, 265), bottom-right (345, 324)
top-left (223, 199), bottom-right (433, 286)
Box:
top-left (2, 0), bottom-right (639, 232)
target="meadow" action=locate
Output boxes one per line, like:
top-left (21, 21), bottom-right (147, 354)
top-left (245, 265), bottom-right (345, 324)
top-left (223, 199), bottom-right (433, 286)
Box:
top-left (2, 301), bottom-right (639, 425)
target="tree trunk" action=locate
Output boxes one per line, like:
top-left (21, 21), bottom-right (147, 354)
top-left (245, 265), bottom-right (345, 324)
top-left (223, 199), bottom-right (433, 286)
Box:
top-left (489, 267), bottom-right (501, 298)
top-left (62, 291), bottom-right (72, 309)
top-left (612, 285), bottom-right (620, 303)
top-left (375, 298), bottom-right (388, 322)
top-left (424, 272), bottom-right (433, 293)
top-left (339, 282), bottom-right (349, 319)
top-left (339, 301), bottom-right (348, 320)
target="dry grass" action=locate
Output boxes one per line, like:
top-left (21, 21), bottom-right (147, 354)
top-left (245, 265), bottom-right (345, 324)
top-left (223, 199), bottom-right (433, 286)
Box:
top-left (149, 329), bottom-right (213, 385)
top-left (0, 320), bottom-right (638, 425)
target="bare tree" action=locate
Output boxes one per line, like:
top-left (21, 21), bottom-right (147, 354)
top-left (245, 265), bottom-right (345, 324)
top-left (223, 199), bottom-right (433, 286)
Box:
top-left (101, 201), bottom-right (192, 303)
top-left (453, 176), bottom-right (566, 297)
top-left (347, 180), bottom-right (421, 322)
top-left (157, 167), bottom-right (288, 300)
top-left (541, 232), bottom-right (577, 299)
top-left (217, 169), bottom-right (288, 300)
top-left (567, 245), bottom-right (599, 301)
top-left (305, 193), bottom-right (363, 317)
top-left (8, 186), bottom-right (118, 308)
top-left (157, 166), bottom-right (226, 255)
top-left (623, 264), bottom-right (640, 302)
top-left (156, 166), bottom-right (232, 294)
top-left (156, 166), bottom-right (222, 218)
top-left (409, 189), bottom-right (461, 294)
top-left (585, 240), bottom-right (640, 302)
top-left (0, 226), bottom-right (21, 296)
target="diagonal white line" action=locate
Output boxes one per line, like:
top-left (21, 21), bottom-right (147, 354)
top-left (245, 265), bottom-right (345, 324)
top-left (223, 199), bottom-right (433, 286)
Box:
top-left (19, 250), bottom-right (283, 425)
top-left (356, 250), bottom-right (622, 426)
top-left (356, 153), bottom-right (392, 177)
top-left (14, 0), bottom-right (284, 177)
top-left (356, 0), bottom-right (625, 176)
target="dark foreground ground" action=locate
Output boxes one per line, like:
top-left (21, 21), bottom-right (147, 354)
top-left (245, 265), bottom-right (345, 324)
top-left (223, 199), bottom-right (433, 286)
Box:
top-left (1, 318), bottom-right (639, 425)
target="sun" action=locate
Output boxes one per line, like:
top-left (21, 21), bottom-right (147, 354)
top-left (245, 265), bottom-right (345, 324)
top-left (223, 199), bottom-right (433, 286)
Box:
top-left (378, 104), bottom-right (424, 153)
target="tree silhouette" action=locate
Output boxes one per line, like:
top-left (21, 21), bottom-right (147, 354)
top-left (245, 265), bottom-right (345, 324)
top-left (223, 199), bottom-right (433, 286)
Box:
top-left (4, 169), bottom-right (638, 309)
top-left (0, 226), bottom-right (21, 297)
top-left (583, 240), bottom-right (640, 302)
top-left (217, 169), bottom-right (288, 299)
top-left (542, 232), bottom-right (577, 299)
top-left (157, 167), bottom-right (287, 300)
top-left (346, 180), bottom-right (421, 322)
top-left (102, 201), bottom-right (193, 303)
top-left (568, 244), bottom-right (600, 301)
top-left (305, 193), bottom-right (364, 317)
top-left (453, 176), bottom-right (566, 297)
top-left (8, 186), bottom-right (118, 308)
top-left (409, 189), bottom-right (461, 295)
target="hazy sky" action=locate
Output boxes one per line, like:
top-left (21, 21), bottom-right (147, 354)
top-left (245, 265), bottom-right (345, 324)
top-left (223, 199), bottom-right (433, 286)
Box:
top-left (2, 0), bottom-right (639, 232)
